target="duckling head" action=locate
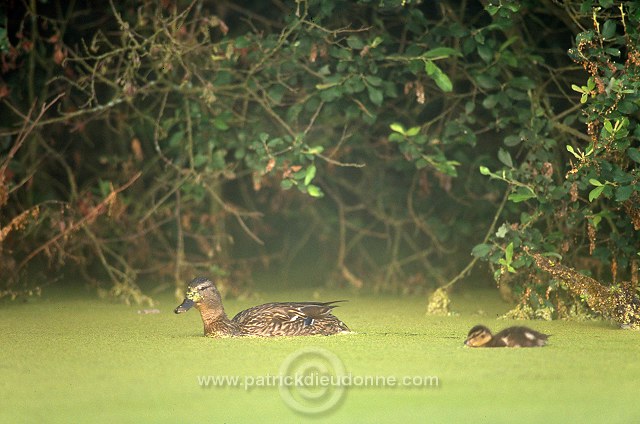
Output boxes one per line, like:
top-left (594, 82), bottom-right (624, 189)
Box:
top-left (174, 277), bottom-right (224, 315)
top-left (464, 324), bottom-right (493, 347)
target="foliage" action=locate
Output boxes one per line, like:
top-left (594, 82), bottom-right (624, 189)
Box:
top-left (472, 0), bottom-right (640, 318)
top-left (0, 0), bottom-right (638, 317)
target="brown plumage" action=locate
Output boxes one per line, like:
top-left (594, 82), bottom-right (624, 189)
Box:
top-left (174, 277), bottom-right (350, 337)
top-left (465, 324), bottom-right (549, 348)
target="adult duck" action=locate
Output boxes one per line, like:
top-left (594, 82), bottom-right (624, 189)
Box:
top-left (174, 277), bottom-right (350, 337)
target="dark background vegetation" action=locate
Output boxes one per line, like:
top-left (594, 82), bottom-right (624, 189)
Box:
top-left (1, 0), bottom-right (639, 319)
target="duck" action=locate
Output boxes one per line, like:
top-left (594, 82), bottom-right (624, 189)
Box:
top-left (464, 324), bottom-right (549, 348)
top-left (174, 276), bottom-right (351, 337)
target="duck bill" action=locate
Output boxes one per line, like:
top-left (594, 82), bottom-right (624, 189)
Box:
top-left (174, 298), bottom-right (195, 314)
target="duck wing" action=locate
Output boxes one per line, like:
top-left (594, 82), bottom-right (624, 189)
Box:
top-left (232, 301), bottom-right (345, 323)
top-left (232, 301), bottom-right (348, 336)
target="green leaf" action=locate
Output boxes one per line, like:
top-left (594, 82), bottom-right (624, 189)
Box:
top-left (317, 65), bottom-right (331, 76)
top-left (566, 145), bottom-right (581, 159)
top-left (330, 46), bottom-right (352, 60)
top-left (477, 44), bottom-right (494, 63)
top-left (541, 251), bottom-right (563, 260)
top-left (415, 158), bottom-right (428, 169)
top-left (305, 145), bottom-right (324, 155)
top-left (234, 36), bottom-right (251, 48)
top-left (168, 130), bottom-right (185, 147)
top-left (292, 168), bottom-right (307, 180)
top-left (425, 61), bottom-right (452, 92)
top-left (370, 36), bottom-right (383, 48)
top-left (365, 75), bottom-right (383, 86)
top-left (482, 95), bottom-right (498, 109)
top-left (509, 77), bottom-right (536, 90)
top-left (431, 67), bottom-right (453, 92)
top-left (267, 85), bottom-right (285, 104)
top-left (499, 36), bottom-right (519, 52)
top-left (475, 74), bottom-right (500, 89)
top-left (604, 47), bottom-right (620, 57)
top-left (307, 184), bottom-right (324, 198)
top-left (471, 243), bottom-right (493, 258)
top-left (304, 165), bottom-right (316, 186)
top-left (498, 259), bottom-right (516, 273)
top-left (388, 133), bottom-right (404, 143)
top-left (406, 126), bottom-right (421, 137)
top-left (267, 137), bottom-right (283, 148)
top-left (615, 185), bottom-right (633, 202)
top-left (367, 85), bottom-right (384, 106)
top-left (589, 178), bottom-right (603, 187)
top-left (588, 185), bottom-right (605, 202)
top-left (505, 242), bottom-right (514, 263)
top-left (413, 135), bottom-right (427, 145)
top-left (280, 179), bottom-right (294, 190)
top-left (315, 82), bottom-right (339, 90)
top-left (465, 101), bottom-right (475, 114)
top-left (601, 20), bottom-right (617, 39)
top-left (424, 60), bottom-right (436, 76)
top-left (486, 5), bottom-right (499, 15)
top-left (571, 84), bottom-right (585, 93)
top-left (422, 47), bottom-right (461, 59)
top-left (213, 117), bottom-right (229, 131)
top-left (497, 148), bottom-right (513, 168)
top-left (504, 135), bottom-right (521, 147)
top-left (193, 154), bottom-right (208, 167)
top-left (390, 123), bottom-right (405, 134)
top-left (627, 147), bottom-right (640, 163)
top-left (603, 120), bottom-right (613, 133)
top-left (346, 35), bottom-right (364, 49)
top-left (508, 190), bottom-right (537, 203)
top-left (479, 165), bottom-right (491, 175)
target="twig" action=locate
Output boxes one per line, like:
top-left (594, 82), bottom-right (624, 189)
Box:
top-left (302, 100), bottom-right (324, 136)
top-left (407, 173), bottom-right (455, 254)
top-left (553, 121), bottom-right (592, 143)
top-left (323, 182), bottom-right (364, 288)
top-left (174, 190), bottom-right (185, 286)
top-left (316, 152), bottom-right (366, 168)
top-left (0, 93), bottom-right (65, 175)
top-left (442, 188), bottom-right (509, 289)
top-left (17, 172), bottom-right (142, 272)
top-left (202, 183), bottom-right (265, 245)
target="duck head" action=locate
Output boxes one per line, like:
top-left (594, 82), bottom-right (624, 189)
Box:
top-left (174, 277), bottom-right (225, 315)
top-left (464, 324), bottom-right (493, 347)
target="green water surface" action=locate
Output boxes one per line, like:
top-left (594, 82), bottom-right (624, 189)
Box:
top-left (1, 286), bottom-right (638, 423)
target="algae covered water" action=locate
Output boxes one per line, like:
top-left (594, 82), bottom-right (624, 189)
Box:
top-left (1, 287), bottom-right (639, 423)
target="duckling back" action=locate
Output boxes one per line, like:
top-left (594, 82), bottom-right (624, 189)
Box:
top-left (491, 326), bottom-right (549, 348)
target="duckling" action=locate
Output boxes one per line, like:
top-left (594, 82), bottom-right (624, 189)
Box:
top-left (464, 324), bottom-right (549, 348)
top-left (174, 277), bottom-right (350, 337)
